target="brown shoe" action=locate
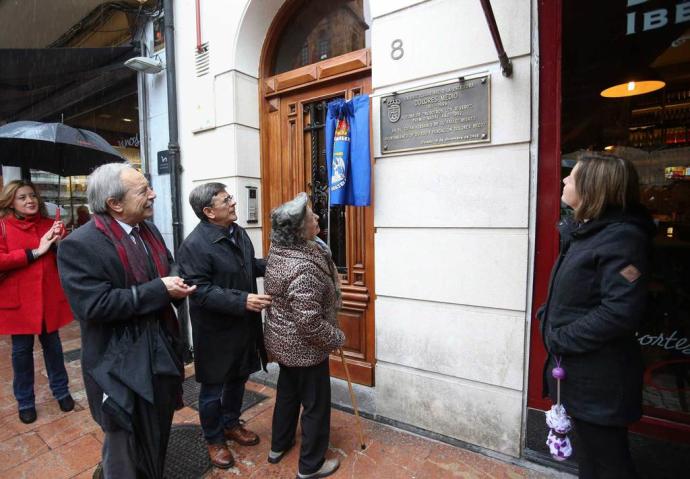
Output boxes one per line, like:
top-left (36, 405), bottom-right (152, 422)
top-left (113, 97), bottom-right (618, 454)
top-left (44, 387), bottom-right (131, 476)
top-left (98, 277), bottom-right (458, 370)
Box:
top-left (207, 443), bottom-right (234, 469)
top-left (224, 424), bottom-right (260, 446)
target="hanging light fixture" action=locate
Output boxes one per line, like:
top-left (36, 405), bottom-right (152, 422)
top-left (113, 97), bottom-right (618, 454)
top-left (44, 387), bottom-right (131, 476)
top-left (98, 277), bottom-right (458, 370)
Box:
top-left (600, 66), bottom-right (665, 98)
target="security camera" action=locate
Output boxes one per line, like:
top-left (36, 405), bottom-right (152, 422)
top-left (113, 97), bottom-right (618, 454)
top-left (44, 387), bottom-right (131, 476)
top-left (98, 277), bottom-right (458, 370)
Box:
top-left (124, 56), bottom-right (165, 74)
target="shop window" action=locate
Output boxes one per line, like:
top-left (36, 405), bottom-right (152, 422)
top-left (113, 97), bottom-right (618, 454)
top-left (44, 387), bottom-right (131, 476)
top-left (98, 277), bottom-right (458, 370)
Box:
top-left (562, 1), bottom-right (690, 424)
top-left (272, 0), bottom-right (368, 75)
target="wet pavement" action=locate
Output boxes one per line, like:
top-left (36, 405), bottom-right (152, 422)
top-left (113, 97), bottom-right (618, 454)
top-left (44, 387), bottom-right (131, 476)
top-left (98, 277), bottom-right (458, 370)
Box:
top-left (0, 322), bottom-right (570, 478)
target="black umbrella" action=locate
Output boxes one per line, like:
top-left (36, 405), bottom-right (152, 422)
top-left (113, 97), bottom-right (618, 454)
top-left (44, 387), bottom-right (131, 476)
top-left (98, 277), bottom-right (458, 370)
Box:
top-left (0, 121), bottom-right (124, 176)
top-left (89, 319), bottom-right (182, 478)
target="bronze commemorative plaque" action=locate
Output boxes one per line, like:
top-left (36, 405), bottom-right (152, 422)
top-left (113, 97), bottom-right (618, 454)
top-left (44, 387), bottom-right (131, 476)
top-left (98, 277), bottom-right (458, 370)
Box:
top-left (380, 76), bottom-right (490, 153)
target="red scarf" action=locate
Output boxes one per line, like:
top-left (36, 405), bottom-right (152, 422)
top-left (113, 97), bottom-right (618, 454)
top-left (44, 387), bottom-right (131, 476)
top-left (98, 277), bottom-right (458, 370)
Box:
top-left (93, 214), bottom-right (170, 286)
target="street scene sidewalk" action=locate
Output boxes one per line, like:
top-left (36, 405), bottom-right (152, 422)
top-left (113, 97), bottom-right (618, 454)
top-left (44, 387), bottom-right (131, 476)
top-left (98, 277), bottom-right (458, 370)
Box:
top-left (0, 322), bottom-right (569, 479)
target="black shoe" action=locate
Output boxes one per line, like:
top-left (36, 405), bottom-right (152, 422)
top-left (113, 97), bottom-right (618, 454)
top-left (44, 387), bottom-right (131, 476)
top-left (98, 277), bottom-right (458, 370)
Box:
top-left (58, 395), bottom-right (75, 412)
top-left (18, 407), bottom-right (37, 424)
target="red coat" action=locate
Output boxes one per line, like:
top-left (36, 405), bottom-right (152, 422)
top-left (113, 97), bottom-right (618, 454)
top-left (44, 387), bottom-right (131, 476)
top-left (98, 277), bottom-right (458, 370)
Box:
top-left (0, 214), bottom-right (73, 334)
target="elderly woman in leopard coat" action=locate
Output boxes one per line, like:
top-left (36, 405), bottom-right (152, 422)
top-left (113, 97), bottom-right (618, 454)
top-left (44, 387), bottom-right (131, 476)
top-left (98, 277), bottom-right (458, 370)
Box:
top-left (264, 192), bottom-right (345, 479)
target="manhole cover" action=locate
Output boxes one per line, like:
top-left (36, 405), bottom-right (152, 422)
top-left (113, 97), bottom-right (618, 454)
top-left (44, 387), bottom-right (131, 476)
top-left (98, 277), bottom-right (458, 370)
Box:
top-left (164, 425), bottom-right (211, 479)
top-left (182, 375), bottom-right (268, 412)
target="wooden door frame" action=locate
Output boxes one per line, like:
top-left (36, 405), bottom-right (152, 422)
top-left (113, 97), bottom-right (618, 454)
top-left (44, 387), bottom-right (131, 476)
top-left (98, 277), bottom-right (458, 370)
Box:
top-left (257, 0), bottom-right (376, 386)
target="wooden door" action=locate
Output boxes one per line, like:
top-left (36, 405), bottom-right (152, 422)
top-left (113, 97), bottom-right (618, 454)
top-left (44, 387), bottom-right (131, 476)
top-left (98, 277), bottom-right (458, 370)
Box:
top-left (260, 54), bottom-right (375, 385)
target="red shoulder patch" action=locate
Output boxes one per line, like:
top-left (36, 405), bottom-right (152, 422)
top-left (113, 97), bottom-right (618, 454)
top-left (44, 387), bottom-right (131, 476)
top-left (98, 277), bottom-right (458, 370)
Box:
top-left (620, 264), bottom-right (641, 283)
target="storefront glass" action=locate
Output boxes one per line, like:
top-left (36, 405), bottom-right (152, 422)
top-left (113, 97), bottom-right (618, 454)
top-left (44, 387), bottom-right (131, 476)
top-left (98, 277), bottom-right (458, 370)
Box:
top-left (30, 92), bottom-right (142, 227)
top-left (562, 0), bottom-right (690, 425)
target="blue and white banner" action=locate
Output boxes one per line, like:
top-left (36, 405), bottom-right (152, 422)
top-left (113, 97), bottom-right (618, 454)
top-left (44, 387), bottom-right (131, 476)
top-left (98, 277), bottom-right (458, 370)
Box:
top-left (325, 95), bottom-right (371, 206)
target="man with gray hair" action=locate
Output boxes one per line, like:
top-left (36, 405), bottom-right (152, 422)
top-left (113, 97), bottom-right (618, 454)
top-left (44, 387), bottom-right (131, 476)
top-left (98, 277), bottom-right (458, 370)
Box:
top-left (177, 182), bottom-right (270, 469)
top-left (57, 163), bottom-right (196, 478)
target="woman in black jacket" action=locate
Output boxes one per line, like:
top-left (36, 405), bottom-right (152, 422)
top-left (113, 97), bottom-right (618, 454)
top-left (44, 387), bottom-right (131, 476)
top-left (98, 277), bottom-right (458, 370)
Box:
top-left (540, 153), bottom-right (655, 479)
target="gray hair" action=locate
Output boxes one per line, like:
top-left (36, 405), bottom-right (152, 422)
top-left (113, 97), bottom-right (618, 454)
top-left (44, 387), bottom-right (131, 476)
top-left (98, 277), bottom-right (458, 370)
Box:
top-left (270, 192), bottom-right (308, 246)
top-left (87, 163), bottom-right (131, 214)
top-left (189, 182), bottom-right (227, 220)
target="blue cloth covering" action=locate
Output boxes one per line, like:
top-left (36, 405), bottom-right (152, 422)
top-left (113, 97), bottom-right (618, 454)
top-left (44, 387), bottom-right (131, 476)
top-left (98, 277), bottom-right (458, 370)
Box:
top-left (325, 95), bottom-right (371, 206)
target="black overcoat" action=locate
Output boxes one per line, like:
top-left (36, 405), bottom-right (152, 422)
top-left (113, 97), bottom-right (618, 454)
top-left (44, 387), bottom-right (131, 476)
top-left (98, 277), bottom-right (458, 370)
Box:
top-left (177, 221), bottom-right (267, 384)
top-left (56, 220), bottom-right (179, 431)
top-left (539, 206), bottom-right (655, 426)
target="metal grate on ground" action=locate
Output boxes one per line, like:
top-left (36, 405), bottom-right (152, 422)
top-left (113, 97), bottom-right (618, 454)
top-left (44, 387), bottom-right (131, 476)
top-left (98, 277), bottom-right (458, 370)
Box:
top-left (164, 425), bottom-right (211, 479)
top-left (182, 375), bottom-right (269, 412)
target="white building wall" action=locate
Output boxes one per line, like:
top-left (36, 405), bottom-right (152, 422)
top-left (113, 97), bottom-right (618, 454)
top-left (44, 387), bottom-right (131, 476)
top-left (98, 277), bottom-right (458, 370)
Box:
top-left (370, 0), bottom-right (532, 456)
top-left (167, 0), bottom-right (535, 459)
top-left (139, 22), bottom-right (174, 251)
top-left (172, 0), bottom-right (285, 255)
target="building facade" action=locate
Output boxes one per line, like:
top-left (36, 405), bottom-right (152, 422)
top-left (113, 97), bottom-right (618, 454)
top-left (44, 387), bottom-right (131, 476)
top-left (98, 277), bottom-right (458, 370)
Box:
top-left (138, 0), bottom-right (690, 470)
top-left (147, 0), bottom-right (534, 458)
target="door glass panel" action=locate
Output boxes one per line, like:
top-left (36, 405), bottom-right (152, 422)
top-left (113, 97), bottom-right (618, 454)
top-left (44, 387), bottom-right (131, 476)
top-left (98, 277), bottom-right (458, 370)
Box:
top-left (304, 98), bottom-right (348, 274)
top-left (272, 0), bottom-right (368, 75)
top-left (562, 1), bottom-right (690, 423)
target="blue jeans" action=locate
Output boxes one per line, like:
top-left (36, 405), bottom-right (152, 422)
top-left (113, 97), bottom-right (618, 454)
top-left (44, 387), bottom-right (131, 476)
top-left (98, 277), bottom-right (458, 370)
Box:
top-left (198, 376), bottom-right (247, 444)
top-left (11, 331), bottom-right (70, 410)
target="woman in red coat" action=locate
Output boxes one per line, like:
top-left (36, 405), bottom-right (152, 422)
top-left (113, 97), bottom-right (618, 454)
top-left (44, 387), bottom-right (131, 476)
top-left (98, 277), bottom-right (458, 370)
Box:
top-left (0, 180), bottom-right (74, 424)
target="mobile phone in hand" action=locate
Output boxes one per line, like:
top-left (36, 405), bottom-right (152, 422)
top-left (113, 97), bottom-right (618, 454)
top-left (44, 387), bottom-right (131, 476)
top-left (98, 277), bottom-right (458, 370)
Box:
top-left (54, 209), bottom-right (66, 236)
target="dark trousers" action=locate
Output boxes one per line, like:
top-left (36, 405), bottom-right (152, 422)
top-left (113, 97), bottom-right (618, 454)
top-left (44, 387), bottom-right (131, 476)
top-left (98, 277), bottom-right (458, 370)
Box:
top-left (199, 376), bottom-right (248, 444)
top-left (102, 429), bottom-right (137, 479)
top-left (11, 331), bottom-right (70, 410)
top-left (271, 359), bottom-right (331, 475)
top-left (574, 418), bottom-right (638, 479)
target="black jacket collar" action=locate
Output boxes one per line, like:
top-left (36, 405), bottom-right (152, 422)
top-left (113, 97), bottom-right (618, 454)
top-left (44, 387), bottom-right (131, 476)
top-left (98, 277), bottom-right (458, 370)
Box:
top-left (198, 220), bottom-right (237, 245)
top-left (559, 204), bottom-right (656, 240)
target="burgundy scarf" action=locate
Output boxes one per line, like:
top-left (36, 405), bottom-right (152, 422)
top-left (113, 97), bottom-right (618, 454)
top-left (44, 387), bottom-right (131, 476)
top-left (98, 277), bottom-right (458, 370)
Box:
top-left (93, 214), bottom-right (170, 286)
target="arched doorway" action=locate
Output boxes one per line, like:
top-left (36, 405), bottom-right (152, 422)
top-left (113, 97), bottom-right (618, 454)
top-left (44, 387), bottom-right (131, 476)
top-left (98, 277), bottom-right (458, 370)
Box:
top-left (259, 0), bottom-right (375, 385)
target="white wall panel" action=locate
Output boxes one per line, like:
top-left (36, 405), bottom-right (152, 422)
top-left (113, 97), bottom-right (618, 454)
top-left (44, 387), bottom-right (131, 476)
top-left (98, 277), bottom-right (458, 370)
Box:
top-left (375, 228), bottom-right (528, 311)
top-left (234, 125), bottom-right (261, 178)
top-left (376, 297), bottom-right (525, 390)
top-left (376, 363), bottom-right (522, 456)
top-left (374, 143), bottom-right (529, 228)
top-left (371, 0), bottom-right (530, 88)
top-left (370, 0), bottom-right (427, 19)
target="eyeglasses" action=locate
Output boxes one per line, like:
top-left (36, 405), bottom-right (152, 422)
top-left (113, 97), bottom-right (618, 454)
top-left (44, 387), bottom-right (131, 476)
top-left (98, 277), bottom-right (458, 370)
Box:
top-left (209, 194), bottom-right (234, 208)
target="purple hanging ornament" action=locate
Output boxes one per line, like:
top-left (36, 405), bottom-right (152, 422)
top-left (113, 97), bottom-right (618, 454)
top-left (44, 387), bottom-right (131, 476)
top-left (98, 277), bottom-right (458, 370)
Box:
top-left (545, 357), bottom-right (573, 461)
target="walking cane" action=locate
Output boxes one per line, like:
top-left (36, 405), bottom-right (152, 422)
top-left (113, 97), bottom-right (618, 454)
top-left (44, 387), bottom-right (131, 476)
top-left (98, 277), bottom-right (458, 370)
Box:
top-left (338, 348), bottom-right (366, 450)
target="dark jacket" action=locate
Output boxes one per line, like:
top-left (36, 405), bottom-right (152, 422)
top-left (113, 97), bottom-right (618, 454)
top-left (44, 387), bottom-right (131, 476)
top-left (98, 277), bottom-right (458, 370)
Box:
top-left (539, 206), bottom-right (655, 426)
top-left (264, 241), bottom-right (345, 367)
top-left (56, 220), bottom-right (178, 430)
top-left (177, 221), bottom-right (267, 384)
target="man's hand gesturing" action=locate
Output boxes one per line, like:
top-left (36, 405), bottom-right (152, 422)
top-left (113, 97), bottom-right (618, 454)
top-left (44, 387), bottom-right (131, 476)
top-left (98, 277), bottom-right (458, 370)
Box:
top-left (161, 276), bottom-right (197, 299)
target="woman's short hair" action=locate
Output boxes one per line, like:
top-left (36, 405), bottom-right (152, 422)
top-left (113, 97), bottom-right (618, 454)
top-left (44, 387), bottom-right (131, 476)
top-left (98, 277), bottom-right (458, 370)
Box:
top-left (573, 152), bottom-right (640, 221)
top-left (270, 192), bottom-right (309, 246)
top-left (0, 180), bottom-right (48, 218)
top-left (87, 162), bottom-right (131, 214)
top-left (189, 182), bottom-right (227, 221)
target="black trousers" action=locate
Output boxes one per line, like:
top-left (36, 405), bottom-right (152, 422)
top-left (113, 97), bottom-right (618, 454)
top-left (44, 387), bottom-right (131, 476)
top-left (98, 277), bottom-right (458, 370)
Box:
top-left (271, 359), bottom-right (331, 475)
top-left (573, 418), bottom-right (638, 479)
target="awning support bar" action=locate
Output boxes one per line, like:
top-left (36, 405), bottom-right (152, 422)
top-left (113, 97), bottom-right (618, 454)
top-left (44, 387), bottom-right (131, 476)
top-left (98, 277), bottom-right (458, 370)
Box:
top-left (479, 0), bottom-right (513, 78)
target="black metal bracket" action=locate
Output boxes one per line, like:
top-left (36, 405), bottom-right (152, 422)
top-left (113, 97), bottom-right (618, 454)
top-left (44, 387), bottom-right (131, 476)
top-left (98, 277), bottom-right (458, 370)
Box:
top-left (479, 0), bottom-right (513, 78)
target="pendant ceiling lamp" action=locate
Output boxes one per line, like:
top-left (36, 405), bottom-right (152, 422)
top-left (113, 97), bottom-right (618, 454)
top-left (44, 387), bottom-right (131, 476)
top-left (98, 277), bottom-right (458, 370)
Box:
top-left (600, 67), bottom-right (665, 98)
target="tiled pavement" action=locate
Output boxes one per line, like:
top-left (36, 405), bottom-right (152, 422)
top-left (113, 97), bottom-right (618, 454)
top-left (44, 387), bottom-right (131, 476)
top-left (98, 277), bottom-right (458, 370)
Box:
top-left (0, 322), bottom-right (569, 478)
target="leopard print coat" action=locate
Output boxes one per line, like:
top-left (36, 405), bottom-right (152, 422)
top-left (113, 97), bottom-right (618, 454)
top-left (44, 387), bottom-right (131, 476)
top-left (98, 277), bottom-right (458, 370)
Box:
top-left (264, 241), bottom-right (345, 367)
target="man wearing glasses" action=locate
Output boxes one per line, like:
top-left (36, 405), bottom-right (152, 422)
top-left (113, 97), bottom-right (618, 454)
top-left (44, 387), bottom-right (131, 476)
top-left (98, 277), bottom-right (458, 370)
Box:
top-left (178, 183), bottom-right (271, 469)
